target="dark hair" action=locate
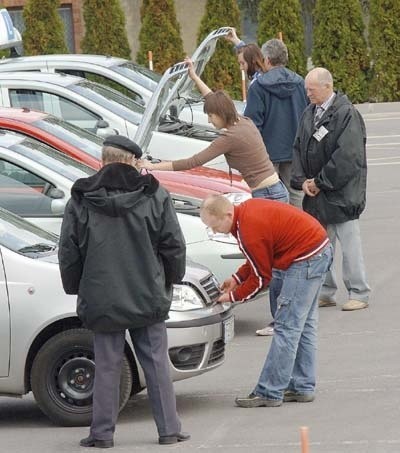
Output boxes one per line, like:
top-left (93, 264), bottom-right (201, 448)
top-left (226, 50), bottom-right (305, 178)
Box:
top-left (237, 43), bottom-right (266, 79)
top-left (203, 90), bottom-right (239, 127)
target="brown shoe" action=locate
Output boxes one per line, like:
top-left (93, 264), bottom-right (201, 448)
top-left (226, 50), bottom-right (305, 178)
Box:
top-left (318, 299), bottom-right (336, 307)
top-left (342, 299), bottom-right (368, 311)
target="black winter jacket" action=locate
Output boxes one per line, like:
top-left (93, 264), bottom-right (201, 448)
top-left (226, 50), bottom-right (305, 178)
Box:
top-left (58, 163), bottom-right (186, 332)
top-left (291, 92), bottom-right (367, 225)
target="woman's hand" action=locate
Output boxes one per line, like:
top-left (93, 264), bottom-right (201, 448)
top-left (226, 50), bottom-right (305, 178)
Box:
top-left (138, 159), bottom-right (154, 170)
top-left (184, 56), bottom-right (196, 80)
top-left (225, 27), bottom-right (241, 46)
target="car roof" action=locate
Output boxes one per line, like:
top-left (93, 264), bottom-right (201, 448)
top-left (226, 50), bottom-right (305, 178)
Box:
top-left (0, 71), bottom-right (82, 87)
top-left (0, 54), bottom-right (127, 69)
top-left (0, 107), bottom-right (48, 123)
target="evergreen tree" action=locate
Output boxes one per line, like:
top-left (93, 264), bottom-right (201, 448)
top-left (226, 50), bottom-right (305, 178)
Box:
top-left (197, 0), bottom-right (242, 99)
top-left (312, 0), bottom-right (370, 103)
top-left (258, 0), bottom-right (306, 76)
top-left (81, 0), bottom-right (131, 59)
top-left (137, 0), bottom-right (184, 74)
top-left (369, 0), bottom-right (400, 101)
top-left (23, 0), bottom-right (68, 55)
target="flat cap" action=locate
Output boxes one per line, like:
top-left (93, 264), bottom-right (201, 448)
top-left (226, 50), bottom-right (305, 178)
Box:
top-left (103, 135), bottom-right (143, 158)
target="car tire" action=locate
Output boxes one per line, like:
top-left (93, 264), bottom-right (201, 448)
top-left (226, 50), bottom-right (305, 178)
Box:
top-left (31, 328), bottom-right (133, 427)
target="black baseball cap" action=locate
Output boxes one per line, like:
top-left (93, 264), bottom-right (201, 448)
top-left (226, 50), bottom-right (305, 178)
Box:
top-left (103, 135), bottom-right (143, 158)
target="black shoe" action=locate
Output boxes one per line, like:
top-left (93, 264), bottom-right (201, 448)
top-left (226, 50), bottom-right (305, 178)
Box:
top-left (235, 392), bottom-right (282, 408)
top-left (284, 390), bottom-right (315, 403)
top-left (159, 432), bottom-right (191, 445)
top-left (79, 436), bottom-right (114, 448)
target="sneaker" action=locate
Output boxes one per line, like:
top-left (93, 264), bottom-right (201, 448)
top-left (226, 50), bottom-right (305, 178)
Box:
top-left (235, 392), bottom-right (282, 408)
top-left (342, 299), bottom-right (368, 311)
top-left (159, 432), bottom-right (191, 445)
top-left (256, 326), bottom-right (274, 336)
top-left (284, 390), bottom-right (315, 403)
top-left (318, 299), bottom-right (336, 307)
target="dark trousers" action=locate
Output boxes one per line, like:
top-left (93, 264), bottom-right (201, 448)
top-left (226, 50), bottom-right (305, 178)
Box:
top-left (90, 322), bottom-right (181, 440)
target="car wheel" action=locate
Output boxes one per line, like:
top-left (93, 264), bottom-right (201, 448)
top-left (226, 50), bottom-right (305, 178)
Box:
top-left (31, 328), bottom-right (133, 427)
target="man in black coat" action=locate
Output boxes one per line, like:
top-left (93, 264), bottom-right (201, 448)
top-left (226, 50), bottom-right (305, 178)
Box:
top-left (58, 135), bottom-right (189, 447)
top-left (291, 67), bottom-right (371, 312)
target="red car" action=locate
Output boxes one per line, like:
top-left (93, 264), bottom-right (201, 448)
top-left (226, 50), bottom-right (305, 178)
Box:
top-left (0, 107), bottom-right (250, 210)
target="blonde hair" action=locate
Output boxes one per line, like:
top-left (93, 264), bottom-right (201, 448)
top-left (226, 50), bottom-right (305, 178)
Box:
top-left (102, 145), bottom-right (135, 166)
top-left (200, 194), bottom-right (232, 218)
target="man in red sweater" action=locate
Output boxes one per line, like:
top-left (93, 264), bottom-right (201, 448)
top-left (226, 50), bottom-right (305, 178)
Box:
top-left (200, 195), bottom-right (333, 406)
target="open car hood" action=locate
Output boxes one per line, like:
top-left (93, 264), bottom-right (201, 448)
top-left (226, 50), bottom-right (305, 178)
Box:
top-left (134, 27), bottom-right (232, 153)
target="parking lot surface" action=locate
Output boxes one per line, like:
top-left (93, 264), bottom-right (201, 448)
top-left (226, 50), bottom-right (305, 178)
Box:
top-left (0, 102), bottom-right (399, 452)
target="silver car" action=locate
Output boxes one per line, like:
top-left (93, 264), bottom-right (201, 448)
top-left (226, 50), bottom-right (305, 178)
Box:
top-left (0, 206), bottom-right (234, 426)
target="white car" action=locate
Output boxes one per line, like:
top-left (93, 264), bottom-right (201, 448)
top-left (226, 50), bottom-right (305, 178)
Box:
top-left (0, 130), bottom-right (245, 282)
top-left (0, 71), bottom-right (227, 169)
top-left (0, 27), bottom-right (245, 125)
top-left (0, 205), bottom-right (234, 426)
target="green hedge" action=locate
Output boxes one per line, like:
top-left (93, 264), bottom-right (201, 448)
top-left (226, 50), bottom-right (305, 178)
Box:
top-left (81, 0), bottom-right (131, 59)
top-left (197, 0), bottom-right (242, 99)
top-left (369, 0), bottom-right (400, 102)
top-left (23, 0), bottom-right (68, 55)
top-left (257, 0), bottom-right (306, 76)
top-left (312, 0), bottom-right (369, 103)
top-left (137, 0), bottom-right (184, 74)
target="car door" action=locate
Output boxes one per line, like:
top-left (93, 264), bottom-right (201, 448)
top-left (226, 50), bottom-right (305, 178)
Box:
top-left (0, 246), bottom-right (10, 377)
top-left (8, 88), bottom-right (102, 133)
top-left (0, 159), bottom-right (65, 234)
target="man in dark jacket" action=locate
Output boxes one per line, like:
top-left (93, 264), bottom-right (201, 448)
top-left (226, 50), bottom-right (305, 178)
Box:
top-left (58, 135), bottom-right (189, 447)
top-left (244, 38), bottom-right (308, 210)
top-left (291, 67), bottom-right (371, 312)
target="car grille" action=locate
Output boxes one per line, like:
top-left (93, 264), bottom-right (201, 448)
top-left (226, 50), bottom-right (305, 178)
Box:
top-left (207, 339), bottom-right (225, 366)
top-left (200, 274), bottom-right (220, 304)
top-left (169, 343), bottom-right (205, 370)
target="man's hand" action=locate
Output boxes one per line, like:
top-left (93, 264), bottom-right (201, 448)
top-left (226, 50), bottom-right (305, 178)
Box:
top-left (220, 277), bottom-right (237, 293)
top-left (302, 179), bottom-right (320, 197)
top-left (217, 292), bottom-right (231, 303)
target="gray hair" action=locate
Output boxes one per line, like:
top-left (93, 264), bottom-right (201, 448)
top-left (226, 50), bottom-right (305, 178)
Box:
top-left (261, 39), bottom-right (288, 66)
top-left (102, 145), bottom-right (135, 166)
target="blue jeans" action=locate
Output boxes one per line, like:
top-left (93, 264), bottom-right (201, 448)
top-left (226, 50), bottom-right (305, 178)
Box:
top-left (254, 244), bottom-right (333, 401)
top-left (251, 180), bottom-right (289, 203)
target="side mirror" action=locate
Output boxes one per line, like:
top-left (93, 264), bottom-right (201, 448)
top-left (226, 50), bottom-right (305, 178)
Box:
top-left (47, 188), bottom-right (64, 199)
top-left (95, 119), bottom-right (119, 138)
top-left (51, 198), bottom-right (66, 215)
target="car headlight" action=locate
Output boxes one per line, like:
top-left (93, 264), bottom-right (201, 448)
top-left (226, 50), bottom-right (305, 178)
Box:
top-left (170, 284), bottom-right (205, 311)
top-left (206, 227), bottom-right (238, 245)
top-left (223, 192), bottom-right (251, 205)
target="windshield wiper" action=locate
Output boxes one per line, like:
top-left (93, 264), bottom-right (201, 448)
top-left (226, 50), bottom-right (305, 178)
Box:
top-left (18, 243), bottom-right (57, 254)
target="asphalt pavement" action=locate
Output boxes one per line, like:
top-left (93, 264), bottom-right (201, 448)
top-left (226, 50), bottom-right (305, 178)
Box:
top-left (0, 102), bottom-right (399, 452)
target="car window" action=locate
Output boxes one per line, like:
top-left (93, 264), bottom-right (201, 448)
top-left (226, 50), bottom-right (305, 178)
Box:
top-left (9, 89), bottom-right (102, 132)
top-left (56, 69), bottom-right (145, 105)
top-left (0, 206), bottom-right (58, 257)
top-left (70, 80), bottom-right (144, 125)
top-left (34, 116), bottom-right (103, 159)
top-left (0, 161), bottom-right (59, 218)
top-left (4, 132), bottom-right (96, 181)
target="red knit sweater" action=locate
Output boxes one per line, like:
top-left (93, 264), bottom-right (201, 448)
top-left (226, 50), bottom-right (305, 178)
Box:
top-left (230, 199), bottom-right (329, 302)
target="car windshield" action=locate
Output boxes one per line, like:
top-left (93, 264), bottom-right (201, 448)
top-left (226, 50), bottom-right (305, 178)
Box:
top-left (112, 62), bottom-right (161, 91)
top-left (70, 80), bottom-right (144, 125)
top-left (0, 207), bottom-right (58, 257)
top-left (8, 133), bottom-right (96, 181)
top-left (34, 116), bottom-right (103, 160)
